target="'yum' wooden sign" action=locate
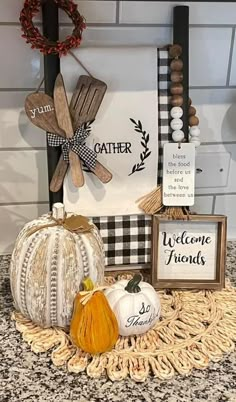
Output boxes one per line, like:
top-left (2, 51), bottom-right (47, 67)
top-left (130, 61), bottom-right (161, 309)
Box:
top-left (25, 92), bottom-right (65, 135)
top-left (29, 103), bottom-right (54, 119)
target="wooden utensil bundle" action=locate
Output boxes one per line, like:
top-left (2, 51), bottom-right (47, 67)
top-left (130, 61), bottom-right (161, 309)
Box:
top-left (25, 73), bottom-right (112, 192)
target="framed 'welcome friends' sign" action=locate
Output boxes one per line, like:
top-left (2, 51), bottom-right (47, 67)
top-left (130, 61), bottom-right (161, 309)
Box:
top-left (152, 215), bottom-right (227, 289)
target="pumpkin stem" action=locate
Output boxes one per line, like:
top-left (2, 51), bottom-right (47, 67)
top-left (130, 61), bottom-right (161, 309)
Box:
top-left (125, 274), bottom-right (142, 293)
top-left (82, 277), bottom-right (94, 291)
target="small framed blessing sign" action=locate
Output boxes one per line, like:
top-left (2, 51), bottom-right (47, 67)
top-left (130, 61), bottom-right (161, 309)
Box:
top-left (152, 215), bottom-right (227, 289)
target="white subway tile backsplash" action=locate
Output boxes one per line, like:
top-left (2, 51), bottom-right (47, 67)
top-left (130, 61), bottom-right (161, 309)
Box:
top-left (189, 89), bottom-right (236, 143)
top-left (189, 28), bottom-right (232, 87)
top-left (1, 1), bottom-right (116, 24)
top-left (0, 92), bottom-right (46, 148)
top-left (196, 152), bottom-right (230, 189)
top-left (0, 0), bottom-right (116, 24)
top-left (119, 2), bottom-right (236, 25)
top-left (190, 87), bottom-right (236, 105)
top-left (0, 0), bottom-right (21, 22)
top-left (59, 1), bottom-right (116, 24)
top-left (0, 27), bottom-right (43, 89)
top-left (3, 1), bottom-right (236, 26)
top-left (0, 203), bottom-right (49, 254)
top-left (215, 195), bottom-right (236, 239)
top-left (120, 1), bottom-right (170, 24)
top-left (190, 196), bottom-right (213, 214)
top-left (0, 150), bottom-right (49, 203)
top-left (0, 0), bottom-right (41, 23)
top-left (229, 30), bottom-right (236, 86)
top-left (60, 26), bottom-right (171, 47)
top-left (0, 2), bottom-right (236, 252)
top-left (195, 144), bottom-right (236, 195)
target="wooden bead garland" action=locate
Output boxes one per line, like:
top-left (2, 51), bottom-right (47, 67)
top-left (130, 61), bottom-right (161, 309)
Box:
top-left (169, 44), bottom-right (201, 148)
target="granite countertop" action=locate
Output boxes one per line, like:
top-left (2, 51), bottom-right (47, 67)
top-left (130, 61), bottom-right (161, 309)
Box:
top-left (1, 243), bottom-right (236, 402)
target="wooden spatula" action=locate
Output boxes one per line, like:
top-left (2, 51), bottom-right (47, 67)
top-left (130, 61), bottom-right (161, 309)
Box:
top-left (50, 75), bottom-right (112, 192)
top-left (53, 73), bottom-right (84, 188)
top-left (71, 76), bottom-right (112, 185)
top-left (70, 75), bottom-right (107, 127)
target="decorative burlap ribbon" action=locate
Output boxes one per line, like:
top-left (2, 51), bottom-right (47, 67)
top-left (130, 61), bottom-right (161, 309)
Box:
top-left (26, 214), bottom-right (93, 237)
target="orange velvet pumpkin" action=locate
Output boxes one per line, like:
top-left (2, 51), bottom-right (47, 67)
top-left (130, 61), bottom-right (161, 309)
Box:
top-left (70, 279), bottom-right (119, 354)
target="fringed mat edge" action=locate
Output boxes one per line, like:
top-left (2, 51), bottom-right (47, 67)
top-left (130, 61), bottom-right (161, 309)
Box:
top-left (11, 281), bottom-right (236, 382)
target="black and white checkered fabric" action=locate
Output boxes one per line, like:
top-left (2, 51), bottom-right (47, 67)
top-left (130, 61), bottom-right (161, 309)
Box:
top-left (92, 215), bottom-right (151, 266)
top-left (92, 49), bottom-right (171, 266)
top-left (48, 127), bottom-right (96, 169)
top-left (158, 49), bottom-right (172, 184)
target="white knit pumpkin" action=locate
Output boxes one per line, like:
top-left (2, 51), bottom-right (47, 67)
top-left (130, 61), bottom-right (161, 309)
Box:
top-left (104, 274), bottom-right (161, 336)
top-left (10, 203), bottom-right (105, 329)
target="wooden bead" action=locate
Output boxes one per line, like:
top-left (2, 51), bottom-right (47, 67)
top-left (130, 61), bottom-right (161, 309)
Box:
top-left (171, 95), bottom-right (183, 107)
top-left (170, 83), bottom-right (183, 95)
top-left (189, 115), bottom-right (199, 126)
top-left (170, 59), bottom-right (183, 71)
top-left (188, 106), bottom-right (196, 116)
top-left (188, 98), bottom-right (192, 106)
top-left (170, 106), bottom-right (183, 119)
top-left (169, 44), bottom-right (182, 58)
top-left (190, 138), bottom-right (201, 148)
top-left (171, 118), bottom-right (183, 131)
top-left (172, 130), bottom-right (184, 142)
top-left (189, 126), bottom-right (200, 137)
top-left (171, 71), bottom-right (183, 83)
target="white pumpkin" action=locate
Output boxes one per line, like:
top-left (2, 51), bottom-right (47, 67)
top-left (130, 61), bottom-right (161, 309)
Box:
top-left (10, 203), bottom-right (105, 329)
top-left (104, 274), bottom-right (161, 336)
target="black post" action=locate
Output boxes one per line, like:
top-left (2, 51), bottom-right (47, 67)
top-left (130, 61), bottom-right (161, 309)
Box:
top-left (42, 0), bottom-right (63, 208)
top-left (173, 6), bottom-right (189, 142)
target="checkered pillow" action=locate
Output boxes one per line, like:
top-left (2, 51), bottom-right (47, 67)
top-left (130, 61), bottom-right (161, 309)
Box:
top-left (91, 49), bottom-right (170, 267)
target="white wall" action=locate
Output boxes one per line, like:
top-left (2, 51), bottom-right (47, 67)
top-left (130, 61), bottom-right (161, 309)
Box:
top-left (0, 1), bottom-right (236, 253)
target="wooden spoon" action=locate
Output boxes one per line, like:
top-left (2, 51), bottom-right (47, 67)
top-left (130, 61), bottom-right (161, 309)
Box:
top-left (25, 92), bottom-right (65, 137)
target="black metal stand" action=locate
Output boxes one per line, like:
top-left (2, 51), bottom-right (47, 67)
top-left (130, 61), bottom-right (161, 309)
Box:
top-left (173, 6), bottom-right (189, 142)
top-left (42, 0), bottom-right (63, 208)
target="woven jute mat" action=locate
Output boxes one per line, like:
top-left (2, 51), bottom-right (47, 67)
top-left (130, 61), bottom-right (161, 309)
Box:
top-left (11, 277), bottom-right (236, 383)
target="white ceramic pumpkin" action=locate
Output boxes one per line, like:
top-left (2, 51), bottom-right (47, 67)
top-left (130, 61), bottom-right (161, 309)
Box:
top-left (104, 274), bottom-right (161, 336)
top-left (10, 203), bottom-right (105, 329)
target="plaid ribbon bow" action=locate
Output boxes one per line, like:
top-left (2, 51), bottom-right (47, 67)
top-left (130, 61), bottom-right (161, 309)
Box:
top-left (47, 127), bottom-right (96, 169)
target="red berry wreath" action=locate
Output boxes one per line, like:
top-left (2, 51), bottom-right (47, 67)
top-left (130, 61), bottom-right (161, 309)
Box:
top-left (20, 0), bottom-right (86, 56)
